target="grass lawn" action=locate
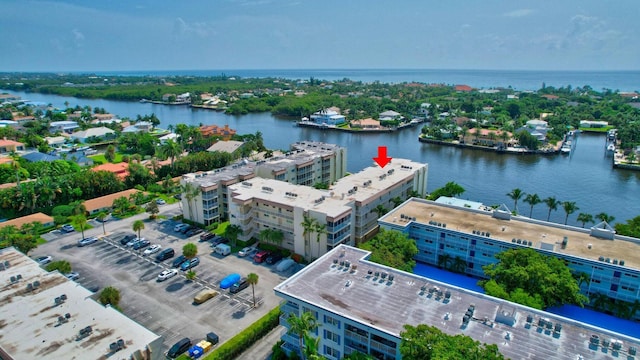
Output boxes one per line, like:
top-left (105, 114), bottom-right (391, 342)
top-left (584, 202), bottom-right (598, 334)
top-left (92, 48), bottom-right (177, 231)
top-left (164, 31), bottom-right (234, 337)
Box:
top-left (213, 221), bottom-right (229, 235)
top-left (89, 153), bottom-right (124, 164)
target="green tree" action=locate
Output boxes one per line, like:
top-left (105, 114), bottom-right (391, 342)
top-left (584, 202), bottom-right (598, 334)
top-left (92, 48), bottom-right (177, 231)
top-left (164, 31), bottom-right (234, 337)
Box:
top-left (359, 228), bottom-right (418, 272)
top-left (400, 324), bottom-right (504, 360)
top-left (145, 201), bottom-right (159, 219)
top-left (98, 286), bottom-right (121, 307)
top-left (427, 181), bottom-right (465, 200)
top-left (480, 248), bottom-right (588, 309)
top-left (287, 311), bottom-right (320, 360)
top-left (223, 224), bottom-right (243, 247)
top-left (523, 193), bottom-right (541, 218)
top-left (132, 219), bottom-right (144, 239)
top-left (301, 215), bottom-right (317, 260)
top-left (104, 145), bottom-right (116, 163)
top-left (373, 204), bottom-right (388, 218)
top-left (506, 188), bottom-right (525, 214)
top-left (562, 201), bottom-right (579, 225)
top-left (182, 242), bottom-right (198, 259)
top-left (45, 260), bottom-right (72, 274)
top-left (112, 196), bottom-right (130, 215)
top-left (71, 214), bottom-right (88, 240)
top-left (96, 211), bottom-right (108, 235)
top-left (596, 212), bottom-right (615, 224)
top-left (181, 182), bottom-right (201, 222)
top-left (314, 223), bottom-right (327, 259)
top-left (186, 270), bottom-right (196, 281)
top-left (577, 213), bottom-right (594, 228)
top-left (544, 196), bottom-right (560, 222)
top-left (159, 139), bottom-right (182, 168)
top-left (615, 215), bottom-right (640, 238)
top-left (247, 272), bottom-right (259, 308)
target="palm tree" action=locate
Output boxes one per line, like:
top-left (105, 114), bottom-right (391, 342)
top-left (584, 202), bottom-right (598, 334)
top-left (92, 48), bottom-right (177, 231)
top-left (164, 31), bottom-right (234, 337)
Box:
top-left (391, 196), bottom-right (404, 208)
top-left (373, 204), bottom-right (388, 218)
top-left (247, 272), bottom-right (259, 308)
top-left (224, 224), bottom-right (243, 247)
top-left (562, 201), bottom-right (579, 225)
top-left (523, 193), bottom-right (542, 218)
top-left (132, 220), bottom-right (144, 239)
top-left (437, 253), bottom-right (452, 269)
top-left (71, 214), bottom-right (87, 240)
top-left (596, 212), bottom-right (615, 224)
top-left (96, 211), bottom-right (108, 235)
top-left (451, 256), bottom-right (466, 273)
top-left (314, 223), bottom-right (327, 259)
top-left (181, 182), bottom-right (201, 221)
top-left (301, 215), bottom-right (317, 260)
top-left (159, 139), bottom-right (182, 168)
top-left (544, 196), bottom-right (560, 222)
top-left (506, 188), bottom-right (525, 214)
top-left (287, 311), bottom-right (320, 360)
top-left (577, 213), bottom-right (594, 228)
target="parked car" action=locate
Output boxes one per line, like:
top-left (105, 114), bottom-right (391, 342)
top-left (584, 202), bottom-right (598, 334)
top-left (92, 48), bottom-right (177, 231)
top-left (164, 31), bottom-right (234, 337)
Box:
top-left (61, 224), bottom-right (75, 233)
top-left (266, 253), bottom-right (284, 265)
top-left (230, 277), bottom-right (249, 294)
top-left (167, 337), bottom-right (191, 359)
top-left (143, 244), bottom-right (162, 256)
top-left (133, 238), bottom-right (151, 250)
top-left (173, 193), bottom-right (182, 200)
top-left (180, 225), bottom-right (195, 234)
top-left (238, 247), bottom-right (255, 257)
top-left (155, 198), bottom-right (166, 205)
top-left (120, 234), bottom-right (137, 246)
top-left (206, 332), bottom-right (219, 346)
top-left (35, 255), bottom-right (52, 265)
top-left (172, 255), bottom-right (187, 268)
top-left (199, 232), bottom-right (216, 242)
top-left (126, 237), bottom-right (143, 247)
top-left (185, 227), bottom-right (203, 236)
top-left (180, 257), bottom-right (200, 271)
top-left (77, 237), bottom-right (98, 247)
top-left (174, 223), bottom-right (189, 232)
top-left (193, 289), bottom-right (218, 304)
top-left (157, 268), bottom-right (178, 282)
top-left (210, 236), bottom-right (229, 246)
top-left (155, 248), bottom-right (175, 262)
top-left (66, 272), bottom-right (80, 281)
top-left (253, 250), bottom-right (270, 263)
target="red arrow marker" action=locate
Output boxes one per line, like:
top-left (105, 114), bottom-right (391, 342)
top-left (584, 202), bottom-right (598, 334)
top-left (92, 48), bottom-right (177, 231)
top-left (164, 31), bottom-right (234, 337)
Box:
top-left (373, 146), bottom-right (392, 168)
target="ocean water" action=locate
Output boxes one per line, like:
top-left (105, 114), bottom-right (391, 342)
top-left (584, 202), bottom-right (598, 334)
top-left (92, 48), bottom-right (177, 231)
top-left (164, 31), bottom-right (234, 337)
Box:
top-left (91, 69), bottom-right (640, 92)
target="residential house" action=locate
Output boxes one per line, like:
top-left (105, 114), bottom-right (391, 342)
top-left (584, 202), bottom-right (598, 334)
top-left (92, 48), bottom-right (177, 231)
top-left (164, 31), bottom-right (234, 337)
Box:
top-left (0, 93), bottom-right (21, 104)
top-left (0, 212), bottom-right (54, 229)
top-left (541, 94), bottom-right (560, 100)
top-left (206, 140), bottom-right (244, 154)
top-left (350, 118), bottom-right (381, 130)
top-left (199, 124), bottom-right (237, 140)
top-left (122, 121), bottom-right (153, 133)
top-left (454, 84), bottom-right (473, 92)
top-left (310, 109), bottom-right (346, 126)
top-left (0, 120), bottom-right (18, 128)
top-left (21, 152), bottom-right (60, 163)
top-left (49, 121), bottom-right (79, 134)
top-left (44, 136), bottom-right (67, 147)
top-left (91, 162), bottom-right (129, 180)
top-left (0, 139), bottom-right (25, 154)
top-left (83, 189), bottom-right (141, 215)
top-left (580, 120), bottom-right (609, 128)
top-left (162, 94), bottom-right (175, 102)
top-left (70, 127), bottom-right (116, 143)
top-left (378, 110), bottom-right (402, 121)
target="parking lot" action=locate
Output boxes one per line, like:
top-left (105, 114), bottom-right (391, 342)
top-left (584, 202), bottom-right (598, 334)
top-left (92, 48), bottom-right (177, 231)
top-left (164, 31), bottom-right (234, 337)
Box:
top-left (31, 205), bottom-right (298, 353)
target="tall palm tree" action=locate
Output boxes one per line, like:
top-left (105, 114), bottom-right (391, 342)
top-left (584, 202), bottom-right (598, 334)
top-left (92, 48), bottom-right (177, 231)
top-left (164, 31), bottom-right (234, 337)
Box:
top-left (159, 139), bottom-right (182, 168)
top-left (247, 272), bottom-right (259, 308)
top-left (506, 188), bottom-right (525, 214)
top-left (596, 212), bottom-right (615, 224)
top-left (314, 223), bottom-right (327, 259)
top-left (544, 196), bottom-right (560, 222)
top-left (301, 215), bottom-right (317, 260)
top-left (287, 311), bottom-right (320, 360)
top-left (224, 224), bottom-right (243, 247)
top-left (96, 211), bottom-right (108, 235)
top-left (523, 193), bottom-right (542, 218)
top-left (132, 220), bottom-right (144, 239)
top-left (181, 182), bottom-right (201, 221)
top-left (71, 214), bottom-right (87, 240)
top-left (577, 213), bottom-right (594, 228)
top-left (562, 201), bottom-right (579, 225)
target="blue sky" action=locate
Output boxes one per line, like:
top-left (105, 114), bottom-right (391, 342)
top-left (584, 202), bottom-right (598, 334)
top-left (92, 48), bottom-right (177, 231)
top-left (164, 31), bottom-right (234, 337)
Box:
top-left (1, 0), bottom-right (638, 72)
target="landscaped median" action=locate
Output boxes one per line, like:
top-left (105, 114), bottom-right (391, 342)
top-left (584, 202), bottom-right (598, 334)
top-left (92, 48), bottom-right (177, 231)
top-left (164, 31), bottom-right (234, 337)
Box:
top-left (177, 306), bottom-right (281, 360)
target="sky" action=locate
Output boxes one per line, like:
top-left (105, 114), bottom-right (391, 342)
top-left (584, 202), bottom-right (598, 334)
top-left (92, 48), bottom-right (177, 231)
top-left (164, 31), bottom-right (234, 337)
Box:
top-left (1, 0), bottom-right (639, 72)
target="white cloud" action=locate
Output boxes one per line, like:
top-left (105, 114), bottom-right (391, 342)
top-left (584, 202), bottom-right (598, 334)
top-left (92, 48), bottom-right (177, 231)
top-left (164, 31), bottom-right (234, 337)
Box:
top-left (172, 17), bottom-right (216, 39)
top-left (503, 9), bottom-right (534, 18)
top-left (72, 29), bottom-right (85, 48)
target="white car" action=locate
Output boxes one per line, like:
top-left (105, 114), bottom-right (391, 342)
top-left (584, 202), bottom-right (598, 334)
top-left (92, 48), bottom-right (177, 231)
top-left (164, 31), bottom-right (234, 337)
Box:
top-left (36, 255), bottom-right (53, 265)
top-left (238, 247), bottom-right (256, 257)
top-left (157, 269), bottom-right (178, 282)
top-left (156, 198), bottom-right (166, 205)
top-left (66, 272), bottom-right (80, 281)
top-left (143, 244), bottom-right (162, 256)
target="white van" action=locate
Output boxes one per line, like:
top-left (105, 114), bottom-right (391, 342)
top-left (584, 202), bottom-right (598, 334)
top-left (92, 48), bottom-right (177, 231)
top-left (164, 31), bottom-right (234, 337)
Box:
top-left (215, 244), bottom-right (231, 256)
top-left (174, 223), bottom-right (189, 232)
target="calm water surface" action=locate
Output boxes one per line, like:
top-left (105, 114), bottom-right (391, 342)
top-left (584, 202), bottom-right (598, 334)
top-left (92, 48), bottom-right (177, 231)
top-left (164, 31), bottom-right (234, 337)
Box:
top-left (9, 90), bottom-right (640, 224)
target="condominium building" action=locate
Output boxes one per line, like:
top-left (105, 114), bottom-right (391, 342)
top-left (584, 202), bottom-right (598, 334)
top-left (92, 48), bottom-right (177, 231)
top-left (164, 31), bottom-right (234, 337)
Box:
top-left (378, 198), bottom-right (640, 318)
top-left (180, 142), bottom-right (346, 226)
top-left (0, 247), bottom-right (163, 359)
top-left (228, 158), bottom-right (427, 258)
top-left (274, 245), bottom-right (640, 360)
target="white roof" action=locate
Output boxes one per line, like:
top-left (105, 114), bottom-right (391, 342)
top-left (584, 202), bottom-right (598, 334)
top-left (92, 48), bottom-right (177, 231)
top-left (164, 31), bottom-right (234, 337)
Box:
top-left (71, 127), bottom-right (115, 139)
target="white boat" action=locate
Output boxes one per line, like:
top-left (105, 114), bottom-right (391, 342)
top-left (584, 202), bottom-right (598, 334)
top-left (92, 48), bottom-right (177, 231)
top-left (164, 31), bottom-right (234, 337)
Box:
top-left (607, 143), bottom-right (616, 152)
top-left (561, 144), bottom-right (571, 154)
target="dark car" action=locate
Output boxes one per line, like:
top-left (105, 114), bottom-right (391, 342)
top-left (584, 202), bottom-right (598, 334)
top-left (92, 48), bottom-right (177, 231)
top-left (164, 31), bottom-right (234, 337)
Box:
top-left (185, 227), bottom-right (203, 236)
top-left (155, 248), bottom-right (175, 262)
top-left (167, 337), bottom-right (191, 358)
top-left (211, 236), bottom-right (229, 246)
top-left (199, 232), bottom-right (216, 242)
top-left (172, 255), bottom-right (187, 268)
top-left (133, 238), bottom-right (151, 250)
top-left (229, 278), bottom-right (249, 294)
top-left (119, 234), bottom-right (137, 246)
top-left (180, 225), bottom-right (195, 234)
top-left (266, 253), bottom-right (283, 265)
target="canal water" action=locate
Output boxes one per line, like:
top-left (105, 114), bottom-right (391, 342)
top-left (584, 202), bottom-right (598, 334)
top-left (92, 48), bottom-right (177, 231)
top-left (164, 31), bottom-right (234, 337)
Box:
top-left (413, 263), bottom-right (640, 339)
top-left (8, 90), bottom-right (640, 224)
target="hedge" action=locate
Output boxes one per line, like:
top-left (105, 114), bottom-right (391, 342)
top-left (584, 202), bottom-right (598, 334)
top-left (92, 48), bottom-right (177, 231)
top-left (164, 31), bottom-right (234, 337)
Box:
top-left (178, 306), bottom-right (282, 360)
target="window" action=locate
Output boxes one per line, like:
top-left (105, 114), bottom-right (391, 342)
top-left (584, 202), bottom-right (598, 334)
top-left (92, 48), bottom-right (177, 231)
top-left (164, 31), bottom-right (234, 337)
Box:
top-left (324, 315), bottom-right (340, 328)
top-left (610, 284), bottom-right (618, 292)
top-left (324, 330), bottom-right (340, 344)
top-left (324, 345), bottom-right (340, 359)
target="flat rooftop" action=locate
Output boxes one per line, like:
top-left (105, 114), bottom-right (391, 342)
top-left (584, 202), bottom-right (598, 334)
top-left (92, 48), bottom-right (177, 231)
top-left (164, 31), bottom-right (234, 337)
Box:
top-left (382, 199), bottom-right (640, 270)
top-left (229, 178), bottom-right (352, 218)
top-left (275, 245), bottom-right (640, 360)
top-left (0, 248), bottom-right (161, 359)
top-left (329, 159), bottom-right (426, 205)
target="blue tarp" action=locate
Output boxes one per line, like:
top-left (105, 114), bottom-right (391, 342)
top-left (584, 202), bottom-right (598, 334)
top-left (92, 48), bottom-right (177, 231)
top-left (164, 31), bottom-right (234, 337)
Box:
top-left (220, 273), bottom-right (241, 289)
top-left (188, 345), bottom-right (204, 358)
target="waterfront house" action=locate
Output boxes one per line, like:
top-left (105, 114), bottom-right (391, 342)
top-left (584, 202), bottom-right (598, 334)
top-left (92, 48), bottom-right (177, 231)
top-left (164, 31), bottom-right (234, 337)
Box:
top-left (199, 124), bottom-right (236, 140)
top-left (580, 120), bottom-right (609, 129)
top-left (49, 121), bottom-right (79, 134)
top-left (310, 109), bottom-right (346, 126)
top-left (0, 139), bottom-right (25, 154)
top-left (0, 93), bottom-right (21, 104)
top-left (351, 118), bottom-right (381, 130)
top-left (45, 136), bottom-right (67, 147)
top-left (70, 127), bottom-right (116, 143)
top-left (162, 94), bottom-right (175, 102)
top-left (122, 121), bottom-right (153, 133)
top-left (378, 110), bottom-right (402, 121)
top-left (454, 84), bottom-right (473, 92)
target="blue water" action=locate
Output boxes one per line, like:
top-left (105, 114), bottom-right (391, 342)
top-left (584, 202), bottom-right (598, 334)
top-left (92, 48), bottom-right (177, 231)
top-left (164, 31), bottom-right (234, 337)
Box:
top-left (412, 263), bottom-right (640, 339)
top-left (84, 69), bottom-right (640, 92)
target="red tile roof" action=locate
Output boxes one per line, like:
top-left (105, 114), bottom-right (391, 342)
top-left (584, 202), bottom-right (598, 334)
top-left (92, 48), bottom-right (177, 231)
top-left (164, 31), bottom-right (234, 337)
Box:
top-left (91, 162), bottom-right (129, 180)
